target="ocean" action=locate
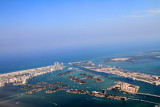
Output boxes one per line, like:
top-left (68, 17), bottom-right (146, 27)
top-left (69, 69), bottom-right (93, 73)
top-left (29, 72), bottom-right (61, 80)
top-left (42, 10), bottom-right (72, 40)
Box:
top-left (0, 46), bottom-right (160, 107)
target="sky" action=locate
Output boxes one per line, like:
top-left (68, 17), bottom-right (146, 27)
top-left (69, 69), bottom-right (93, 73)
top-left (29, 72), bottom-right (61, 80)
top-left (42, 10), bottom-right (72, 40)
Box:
top-left (0, 0), bottom-right (160, 57)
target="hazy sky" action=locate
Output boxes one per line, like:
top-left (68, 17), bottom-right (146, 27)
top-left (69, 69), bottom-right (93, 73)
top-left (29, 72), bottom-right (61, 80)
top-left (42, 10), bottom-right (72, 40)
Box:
top-left (0, 0), bottom-right (160, 55)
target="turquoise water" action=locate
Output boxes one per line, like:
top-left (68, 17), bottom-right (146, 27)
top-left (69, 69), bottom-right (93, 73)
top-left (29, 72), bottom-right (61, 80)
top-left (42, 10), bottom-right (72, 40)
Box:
top-left (0, 47), bottom-right (160, 107)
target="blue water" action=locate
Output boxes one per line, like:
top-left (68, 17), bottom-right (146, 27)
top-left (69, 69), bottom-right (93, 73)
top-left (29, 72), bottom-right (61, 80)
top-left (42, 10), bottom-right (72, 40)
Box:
top-left (0, 46), bottom-right (160, 107)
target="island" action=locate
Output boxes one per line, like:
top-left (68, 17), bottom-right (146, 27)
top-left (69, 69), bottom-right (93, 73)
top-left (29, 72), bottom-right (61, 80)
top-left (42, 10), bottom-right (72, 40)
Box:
top-left (66, 88), bottom-right (128, 101)
top-left (46, 85), bottom-right (69, 93)
top-left (21, 82), bottom-right (47, 90)
top-left (110, 57), bottom-right (131, 61)
top-left (88, 90), bottom-right (128, 101)
top-left (141, 49), bottom-right (160, 54)
top-left (104, 55), bottom-right (160, 63)
top-left (26, 82), bottom-right (62, 94)
top-left (66, 89), bottom-right (89, 94)
top-left (79, 73), bottom-right (104, 82)
top-left (68, 61), bottom-right (94, 66)
top-left (57, 70), bottom-right (76, 76)
top-left (67, 76), bottom-right (87, 84)
top-left (0, 62), bottom-right (64, 87)
top-left (108, 81), bottom-right (139, 94)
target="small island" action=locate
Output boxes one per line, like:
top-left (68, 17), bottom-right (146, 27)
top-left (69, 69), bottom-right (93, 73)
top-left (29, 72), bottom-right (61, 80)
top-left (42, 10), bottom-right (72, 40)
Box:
top-left (26, 82), bottom-right (62, 94)
top-left (57, 70), bottom-right (76, 76)
top-left (67, 76), bottom-right (87, 84)
top-left (46, 85), bottom-right (69, 93)
top-left (108, 81), bottom-right (139, 94)
top-left (68, 61), bottom-right (94, 66)
top-left (79, 73), bottom-right (104, 82)
top-left (21, 82), bottom-right (47, 90)
top-left (66, 89), bottom-right (89, 94)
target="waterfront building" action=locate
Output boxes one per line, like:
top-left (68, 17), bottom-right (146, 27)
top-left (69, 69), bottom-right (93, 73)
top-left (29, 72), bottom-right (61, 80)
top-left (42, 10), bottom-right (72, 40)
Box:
top-left (102, 89), bottom-right (107, 95)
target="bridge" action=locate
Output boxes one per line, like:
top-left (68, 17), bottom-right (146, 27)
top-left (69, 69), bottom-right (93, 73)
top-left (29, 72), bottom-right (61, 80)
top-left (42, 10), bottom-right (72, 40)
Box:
top-left (136, 93), bottom-right (160, 98)
top-left (130, 98), bottom-right (160, 106)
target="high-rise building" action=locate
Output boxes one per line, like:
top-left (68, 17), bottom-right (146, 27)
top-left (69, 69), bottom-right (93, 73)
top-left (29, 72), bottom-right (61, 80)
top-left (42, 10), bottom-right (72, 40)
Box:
top-left (102, 89), bottom-right (107, 95)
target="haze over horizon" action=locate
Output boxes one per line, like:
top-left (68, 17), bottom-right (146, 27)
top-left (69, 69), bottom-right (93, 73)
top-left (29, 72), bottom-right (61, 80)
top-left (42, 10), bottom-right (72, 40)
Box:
top-left (0, 0), bottom-right (160, 57)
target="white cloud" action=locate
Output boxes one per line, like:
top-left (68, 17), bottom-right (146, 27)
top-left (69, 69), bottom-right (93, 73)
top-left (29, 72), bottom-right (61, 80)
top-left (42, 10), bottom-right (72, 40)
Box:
top-left (148, 9), bottom-right (160, 13)
top-left (129, 8), bottom-right (160, 18)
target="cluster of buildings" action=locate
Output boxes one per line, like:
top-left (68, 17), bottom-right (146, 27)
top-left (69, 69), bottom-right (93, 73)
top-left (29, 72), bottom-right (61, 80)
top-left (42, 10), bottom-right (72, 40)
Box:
top-left (108, 81), bottom-right (139, 94)
top-left (46, 85), bottom-right (69, 93)
top-left (79, 73), bottom-right (104, 82)
top-left (0, 62), bottom-right (64, 87)
top-left (110, 57), bottom-right (130, 62)
top-left (68, 61), bottom-right (95, 66)
top-left (83, 66), bottom-right (160, 85)
top-left (66, 89), bottom-right (89, 94)
top-left (25, 82), bottom-right (62, 94)
top-left (66, 88), bottom-right (128, 101)
top-left (67, 76), bottom-right (88, 84)
top-left (89, 89), bottom-right (128, 101)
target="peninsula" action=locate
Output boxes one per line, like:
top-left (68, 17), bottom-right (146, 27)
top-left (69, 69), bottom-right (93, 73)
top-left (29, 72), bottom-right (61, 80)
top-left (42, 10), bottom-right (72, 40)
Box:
top-left (0, 62), bottom-right (64, 87)
top-left (82, 66), bottom-right (160, 85)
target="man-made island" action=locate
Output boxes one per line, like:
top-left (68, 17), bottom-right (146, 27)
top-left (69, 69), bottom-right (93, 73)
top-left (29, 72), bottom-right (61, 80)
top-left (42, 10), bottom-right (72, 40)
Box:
top-left (89, 90), bottom-right (128, 101)
top-left (26, 82), bottom-right (62, 94)
top-left (79, 73), bottom-right (104, 82)
top-left (57, 70), bottom-right (76, 76)
top-left (82, 66), bottom-right (160, 85)
top-left (67, 76), bottom-right (87, 84)
top-left (46, 85), bottom-right (69, 93)
top-left (110, 57), bottom-right (131, 62)
top-left (68, 61), bottom-right (95, 66)
top-left (21, 82), bottom-right (47, 90)
top-left (108, 81), bottom-right (140, 94)
top-left (66, 88), bottom-right (128, 101)
top-left (0, 62), bottom-right (64, 87)
top-left (66, 89), bottom-right (89, 94)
